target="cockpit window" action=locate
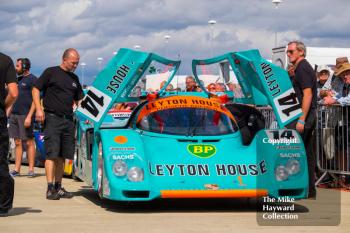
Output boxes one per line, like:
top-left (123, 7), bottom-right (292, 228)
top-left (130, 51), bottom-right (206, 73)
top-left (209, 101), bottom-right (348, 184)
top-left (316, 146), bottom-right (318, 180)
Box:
top-left (137, 107), bottom-right (237, 136)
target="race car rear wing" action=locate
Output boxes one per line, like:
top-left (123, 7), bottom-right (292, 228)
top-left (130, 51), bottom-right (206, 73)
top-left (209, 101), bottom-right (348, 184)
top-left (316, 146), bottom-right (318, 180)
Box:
top-left (76, 48), bottom-right (180, 129)
top-left (192, 49), bottom-right (302, 127)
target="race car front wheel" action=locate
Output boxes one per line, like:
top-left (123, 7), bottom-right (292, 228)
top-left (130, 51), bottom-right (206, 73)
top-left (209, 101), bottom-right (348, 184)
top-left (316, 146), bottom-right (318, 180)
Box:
top-left (71, 147), bottom-right (81, 181)
top-left (97, 142), bottom-right (104, 199)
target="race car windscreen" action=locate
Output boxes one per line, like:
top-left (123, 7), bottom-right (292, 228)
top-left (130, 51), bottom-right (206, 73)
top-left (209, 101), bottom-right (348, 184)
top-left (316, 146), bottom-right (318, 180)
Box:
top-left (129, 60), bottom-right (178, 97)
top-left (194, 59), bottom-right (245, 98)
top-left (137, 107), bottom-right (237, 136)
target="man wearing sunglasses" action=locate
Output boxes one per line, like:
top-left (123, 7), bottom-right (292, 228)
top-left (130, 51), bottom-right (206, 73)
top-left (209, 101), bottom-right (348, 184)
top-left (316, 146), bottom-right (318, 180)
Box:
top-left (286, 40), bottom-right (317, 199)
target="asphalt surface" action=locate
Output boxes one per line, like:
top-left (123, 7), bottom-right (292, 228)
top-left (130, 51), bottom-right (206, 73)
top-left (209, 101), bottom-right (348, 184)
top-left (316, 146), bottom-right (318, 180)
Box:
top-left (1, 165), bottom-right (350, 233)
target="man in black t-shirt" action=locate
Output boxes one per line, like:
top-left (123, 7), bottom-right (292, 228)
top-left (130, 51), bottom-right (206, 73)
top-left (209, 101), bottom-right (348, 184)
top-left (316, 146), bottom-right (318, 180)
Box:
top-left (286, 41), bottom-right (317, 199)
top-left (33, 48), bottom-right (84, 200)
top-left (0, 52), bottom-right (18, 216)
top-left (9, 58), bottom-right (37, 177)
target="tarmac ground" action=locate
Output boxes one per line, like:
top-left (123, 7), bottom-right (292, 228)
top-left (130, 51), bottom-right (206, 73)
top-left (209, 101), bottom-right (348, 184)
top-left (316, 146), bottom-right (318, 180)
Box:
top-left (1, 165), bottom-right (349, 233)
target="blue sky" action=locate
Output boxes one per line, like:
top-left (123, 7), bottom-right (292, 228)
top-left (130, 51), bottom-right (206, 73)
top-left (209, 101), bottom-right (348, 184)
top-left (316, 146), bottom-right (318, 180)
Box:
top-left (1, 0), bottom-right (349, 84)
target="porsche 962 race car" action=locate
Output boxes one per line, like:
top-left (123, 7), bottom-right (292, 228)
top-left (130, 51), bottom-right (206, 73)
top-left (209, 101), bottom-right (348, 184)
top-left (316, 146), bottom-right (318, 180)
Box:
top-left (74, 48), bottom-right (308, 201)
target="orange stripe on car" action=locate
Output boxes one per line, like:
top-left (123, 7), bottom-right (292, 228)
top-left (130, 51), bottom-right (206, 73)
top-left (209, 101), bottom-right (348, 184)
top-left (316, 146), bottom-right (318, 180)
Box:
top-left (160, 189), bottom-right (268, 198)
top-left (137, 96), bottom-right (236, 124)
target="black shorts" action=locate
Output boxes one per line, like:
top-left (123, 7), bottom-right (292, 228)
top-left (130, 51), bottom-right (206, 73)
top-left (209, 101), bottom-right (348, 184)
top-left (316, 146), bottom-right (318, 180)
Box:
top-left (43, 113), bottom-right (75, 160)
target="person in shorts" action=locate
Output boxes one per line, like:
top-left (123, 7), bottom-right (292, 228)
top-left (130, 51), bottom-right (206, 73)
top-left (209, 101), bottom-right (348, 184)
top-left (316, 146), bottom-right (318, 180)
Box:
top-left (32, 48), bottom-right (84, 200)
top-left (9, 58), bottom-right (37, 177)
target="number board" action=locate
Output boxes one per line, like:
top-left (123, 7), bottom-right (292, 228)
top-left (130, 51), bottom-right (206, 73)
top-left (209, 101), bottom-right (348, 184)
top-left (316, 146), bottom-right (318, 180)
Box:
top-left (231, 50), bottom-right (302, 127)
top-left (78, 86), bottom-right (112, 122)
top-left (273, 88), bottom-right (303, 124)
top-left (257, 60), bottom-right (302, 127)
top-left (76, 48), bottom-right (152, 127)
top-left (265, 129), bottom-right (301, 143)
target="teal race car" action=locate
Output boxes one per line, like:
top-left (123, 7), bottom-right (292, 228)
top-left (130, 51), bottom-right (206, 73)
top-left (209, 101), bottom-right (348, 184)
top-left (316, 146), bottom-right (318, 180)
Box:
top-left (74, 48), bottom-right (308, 201)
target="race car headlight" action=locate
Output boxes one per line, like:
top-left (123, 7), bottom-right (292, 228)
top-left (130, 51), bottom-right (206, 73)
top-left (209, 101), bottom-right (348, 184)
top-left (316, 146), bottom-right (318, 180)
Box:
top-left (127, 167), bottom-right (144, 182)
top-left (285, 159), bottom-right (300, 175)
top-left (275, 165), bottom-right (289, 181)
top-left (113, 160), bottom-right (128, 176)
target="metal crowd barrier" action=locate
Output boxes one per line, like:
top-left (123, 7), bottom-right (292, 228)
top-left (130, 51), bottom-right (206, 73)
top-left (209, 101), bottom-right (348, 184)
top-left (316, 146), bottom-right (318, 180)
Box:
top-left (316, 104), bottom-right (350, 183)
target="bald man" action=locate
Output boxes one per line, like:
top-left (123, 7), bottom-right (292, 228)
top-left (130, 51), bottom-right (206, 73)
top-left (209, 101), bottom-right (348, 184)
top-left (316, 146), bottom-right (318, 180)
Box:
top-left (33, 48), bottom-right (84, 200)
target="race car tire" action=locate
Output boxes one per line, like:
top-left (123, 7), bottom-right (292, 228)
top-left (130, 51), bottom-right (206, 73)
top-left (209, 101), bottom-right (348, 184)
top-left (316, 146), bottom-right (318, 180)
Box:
top-left (97, 154), bottom-right (104, 199)
top-left (71, 148), bottom-right (82, 181)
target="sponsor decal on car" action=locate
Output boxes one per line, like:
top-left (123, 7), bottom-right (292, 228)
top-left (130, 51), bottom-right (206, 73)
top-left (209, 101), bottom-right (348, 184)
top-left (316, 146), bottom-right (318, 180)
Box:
top-left (108, 110), bottom-right (132, 119)
top-left (276, 146), bottom-right (302, 150)
top-left (106, 64), bottom-right (130, 94)
top-left (137, 96), bottom-right (236, 123)
top-left (279, 153), bottom-right (301, 158)
top-left (148, 161), bottom-right (267, 176)
top-left (260, 62), bottom-right (281, 97)
top-left (109, 147), bottom-right (136, 151)
top-left (114, 135), bottom-right (128, 144)
top-left (187, 144), bottom-right (216, 158)
top-left (111, 154), bottom-right (135, 160)
top-left (204, 184), bottom-right (219, 190)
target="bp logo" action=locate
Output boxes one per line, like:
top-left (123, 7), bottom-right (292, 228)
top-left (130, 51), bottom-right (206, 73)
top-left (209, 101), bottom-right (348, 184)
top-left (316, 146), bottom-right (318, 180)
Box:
top-left (187, 144), bottom-right (216, 158)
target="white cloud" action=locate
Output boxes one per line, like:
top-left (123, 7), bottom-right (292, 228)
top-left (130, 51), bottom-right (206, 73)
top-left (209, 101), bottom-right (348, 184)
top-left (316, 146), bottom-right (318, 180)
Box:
top-left (15, 25), bottom-right (32, 37)
top-left (0, 0), bottom-right (349, 83)
top-left (28, 6), bottom-right (45, 18)
top-left (64, 32), bottom-right (100, 49)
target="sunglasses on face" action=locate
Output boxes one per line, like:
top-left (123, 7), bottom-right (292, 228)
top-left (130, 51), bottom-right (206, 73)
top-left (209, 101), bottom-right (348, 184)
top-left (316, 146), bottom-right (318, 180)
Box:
top-left (319, 71), bottom-right (329, 76)
top-left (286, 50), bottom-right (297, 55)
